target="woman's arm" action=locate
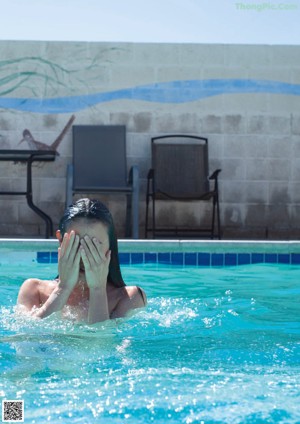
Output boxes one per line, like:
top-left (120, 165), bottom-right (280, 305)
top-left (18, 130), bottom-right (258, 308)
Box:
top-left (80, 237), bottom-right (111, 324)
top-left (17, 278), bottom-right (74, 318)
top-left (17, 230), bottom-right (81, 319)
top-left (88, 287), bottom-right (110, 324)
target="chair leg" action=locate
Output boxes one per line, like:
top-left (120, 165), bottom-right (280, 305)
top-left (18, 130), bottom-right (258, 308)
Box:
top-left (211, 197), bottom-right (216, 239)
top-left (131, 165), bottom-right (139, 239)
top-left (125, 194), bottom-right (132, 238)
top-left (152, 196), bottom-right (156, 239)
top-left (145, 194), bottom-right (149, 239)
top-left (66, 163), bottom-right (73, 209)
top-left (216, 194), bottom-right (221, 240)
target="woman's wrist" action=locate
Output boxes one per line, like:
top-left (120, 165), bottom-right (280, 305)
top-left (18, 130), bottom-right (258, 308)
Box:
top-left (33, 284), bottom-right (72, 318)
top-left (86, 275), bottom-right (107, 290)
top-left (57, 279), bottom-right (76, 294)
top-left (88, 285), bottom-right (107, 293)
top-left (88, 284), bottom-right (109, 323)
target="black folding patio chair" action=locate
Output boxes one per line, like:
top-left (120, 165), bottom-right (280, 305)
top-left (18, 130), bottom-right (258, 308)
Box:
top-left (145, 134), bottom-right (221, 239)
top-left (66, 125), bottom-right (139, 238)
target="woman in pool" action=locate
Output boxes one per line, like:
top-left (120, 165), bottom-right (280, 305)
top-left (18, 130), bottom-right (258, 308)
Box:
top-left (17, 198), bottom-right (147, 323)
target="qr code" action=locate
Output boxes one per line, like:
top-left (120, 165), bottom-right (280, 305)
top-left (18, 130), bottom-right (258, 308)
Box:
top-left (2, 400), bottom-right (24, 422)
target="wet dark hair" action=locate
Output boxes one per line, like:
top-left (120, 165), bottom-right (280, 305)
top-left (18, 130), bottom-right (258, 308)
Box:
top-left (59, 198), bottom-right (125, 288)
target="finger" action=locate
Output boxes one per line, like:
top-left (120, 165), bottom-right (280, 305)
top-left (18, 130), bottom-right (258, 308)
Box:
top-left (93, 238), bottom-right (106, 260)
top-left (59, 232), bottom-right (69, 256)
top-left (83, 236), bottom-right (99, 262)
top-left (62, 231), bottom-right (76, 257)
top-left (69, 235), bottom-right (80, 262)
top-left (80, 245), bottom-right (91, 269)
top-left (73, 244), bottom-right (81, 267)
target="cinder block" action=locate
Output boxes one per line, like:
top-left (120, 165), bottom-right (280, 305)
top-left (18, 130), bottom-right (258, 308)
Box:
top-left (268, 136), bottom-right (292, 158)
top-left (221, 158), bottom-right (246, 180)
top-left (153, 113), bottom-right (200, 133)
top-left (18, 201), bottom-right (44, 225)
top-left (267, 94), bottom-right (300, 114)
top-left (134, 43), bottom-right (180, 65)
top-left (291, 158), bottom-right (300, 180)
top-left (268, 159), bottom-right (291, 181)
top-left (245, 181), bottom-right (269, 203)
top-left (222, 93), bottom-right (268, 114)
top-left (249, 68), bottom-right (291, 82)
top-left (179, 44), bottom-right (225, 66)
top-left (269, 182), bottom-right (291, 204)
top-left (292, 136), bottom-right (300, 158)
top-left (292, 115), bottom-right (300, 134)
top-left (0, 223), bottom-right (40, 237)
top-left (207, 135), bottom-right (223, 160)
top-left (132, 112), bottom-right (152, 133)
top-left (271, 46), bottom-right (300, 67)
top-left (39, 201), bottom-right (66, 226)
top-left (126, 133), bottom-right (151, 157)
top-left (247, 115), bottom-right (269, 133)
top-left (0, 177), bottom-right (12, 191)
top-left (221, 180), bottom-right (246, 203)
top-left (223, 204), bottom-right (246, 227)
top-left (109, 112), bottom-right (134, 130)
top-left (246, 159), bottom-right (268, 181)
top-left (244, 135), bottom-right (268, 158)
top-left (88, 42), bottom-right (134, 64)
top-left (110, 65), bottom-right (155, 87)
top-left (290, 206), bottom-right (300, 227)
top-left (268, 204), bottom-right (291, 228)
top-left (223, 115), bottom-right (246, 134)
top-left (223, 135), bottom-right (245, 158)
top-left (289, 182), bottom-right (300, 203)
top-left (268, 116), bottom-right (291, 135)
top-left (0, 117), bottom-right (16, 132)
top-left (225, 45), bottom-right (271, 67)
top-left (245, 204), bottom-right (268, 226)
top-left (0, 130), bottom-right (21, 149)
top-left (0, 201), bottom-right (18, 223)
top-left (39, 178), bottom-right (65, 202)
top-left (0, 40), bottom-right (44, 59)
top-left (202, 115), bottom-right (222, 134)
top-left (156, 65), bottom-right (204, 82)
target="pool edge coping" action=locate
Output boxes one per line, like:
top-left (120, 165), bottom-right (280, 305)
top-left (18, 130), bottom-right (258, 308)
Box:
top-left (1, 238), bottom-right (300, 253)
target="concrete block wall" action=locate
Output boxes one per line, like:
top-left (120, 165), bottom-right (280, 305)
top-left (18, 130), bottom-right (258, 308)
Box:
top-left (0, 40), bottom-right (300, 239)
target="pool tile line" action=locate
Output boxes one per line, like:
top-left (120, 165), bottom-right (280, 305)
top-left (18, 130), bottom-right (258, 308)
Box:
top-left (36, 251), bottom-right (300, 266)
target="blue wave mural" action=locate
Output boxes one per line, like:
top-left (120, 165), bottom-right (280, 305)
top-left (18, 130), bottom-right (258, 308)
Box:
top-left (0, 79), bottom-right (300, 114)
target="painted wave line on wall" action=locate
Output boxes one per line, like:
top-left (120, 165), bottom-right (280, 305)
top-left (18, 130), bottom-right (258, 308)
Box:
top-left (0, 79), bottom-right (299, 113)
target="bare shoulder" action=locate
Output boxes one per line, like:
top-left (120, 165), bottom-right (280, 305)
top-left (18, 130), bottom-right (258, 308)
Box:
top-left (111, 285), bottom-right (147, 318)
top-left (17, 278), bottom-right (57, 311)
top-left (124, 285), bottom-right (147, 305)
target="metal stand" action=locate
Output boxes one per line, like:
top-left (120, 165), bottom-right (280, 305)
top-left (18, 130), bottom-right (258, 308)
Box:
top-left (0, 150), bottom-right (57, 238)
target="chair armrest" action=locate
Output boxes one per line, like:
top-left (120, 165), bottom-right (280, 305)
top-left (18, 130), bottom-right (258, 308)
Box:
top-left (209, 169), bottom-right (222, 180)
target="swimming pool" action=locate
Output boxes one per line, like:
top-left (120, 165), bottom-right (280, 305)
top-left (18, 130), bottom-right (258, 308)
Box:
top-left (1, 240), bottom-right (300, 424)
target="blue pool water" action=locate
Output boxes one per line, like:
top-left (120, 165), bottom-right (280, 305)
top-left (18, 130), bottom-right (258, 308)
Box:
top-left (0, 249), bottom-right (300, 424)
